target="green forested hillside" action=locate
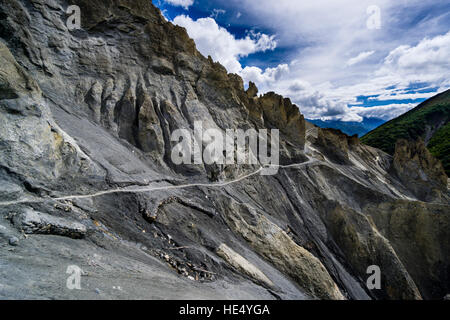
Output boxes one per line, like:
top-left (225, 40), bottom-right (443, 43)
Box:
top-left (361, 89), bottom-right (450, 175)
top-left (428, 122), bottom-right (450, 175)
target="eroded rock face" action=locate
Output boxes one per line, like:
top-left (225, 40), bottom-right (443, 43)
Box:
top-left (0, 42), bottom-right (104, 198)
top-left (393, 139), bottom-right (448, 202)
top-left (0, 42), bottom-right (41, 100)
top-left (0, 0), bottom-right (448, 300)
top-left (313, 128), bottom-right (358, 164)
top-left (224, 201), bottom-right (345, 300)
top-left (365, 200), bottom-right (450, 299)
top-left (216, 243), bottom-right (274, 289)
top-left (320, 203), bottom-right (422, 300)
top-left (136, 86), bottom-right (165, 155)
top-left (246, 81), bottom-right (258, 99)
top-left (259, 92), bottom-right (306, 148)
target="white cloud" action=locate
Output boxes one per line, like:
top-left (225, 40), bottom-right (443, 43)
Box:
top-left (210, 9), bottom-right (226, 19)
top-left (164, 0), bottom-right (194, 10)
top-left (240, 64), bottom-right (289, 90)
top-left (168, 1), bottom-right (449, 122)
top-left (172, 15), bottom-right (277, 74)
top-left (297, 96), bottom-right (416, 122)
top-left (199, 0), bottom-right (449, 121)
top-left (368, 91), bottom-right (437, 101)
top-left (376, 31), bottom-right (450, 84)
top-left (350, 103), bottom-right (416, 120)
top-left (160, 9), bottom-right (169, 21)
top-left (347, 51), bottom-right (375, 66)
top-left (258, 30), bottom-right (450, 122)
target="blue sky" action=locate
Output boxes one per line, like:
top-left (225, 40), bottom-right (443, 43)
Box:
top-left (154, 0), bottom-right (450, 122)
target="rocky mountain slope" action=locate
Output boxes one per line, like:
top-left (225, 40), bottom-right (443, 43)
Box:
top-left (0, 0), bottom-right (449, 300)
top-left (362, 89), bottom-right (450, 175)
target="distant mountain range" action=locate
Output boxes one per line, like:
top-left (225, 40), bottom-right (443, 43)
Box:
top-left (307, 117), bottom-right (386, 137)
top-left (361, 89), bottom-right (450, 175)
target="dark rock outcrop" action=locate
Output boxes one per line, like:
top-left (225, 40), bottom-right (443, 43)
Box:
top-left (313, 128), bottom-right (359, 164)
top-left (10, 208), bottom-right (87, 239)
top-left (392, 138), bottom-right (448, 202)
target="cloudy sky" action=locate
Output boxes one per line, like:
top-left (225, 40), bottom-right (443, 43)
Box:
top-left (155, 0), bottom-right (450, 122)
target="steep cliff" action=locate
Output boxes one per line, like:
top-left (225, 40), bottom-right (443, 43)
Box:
top-left (0, 0), bottom-right (449, 300)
